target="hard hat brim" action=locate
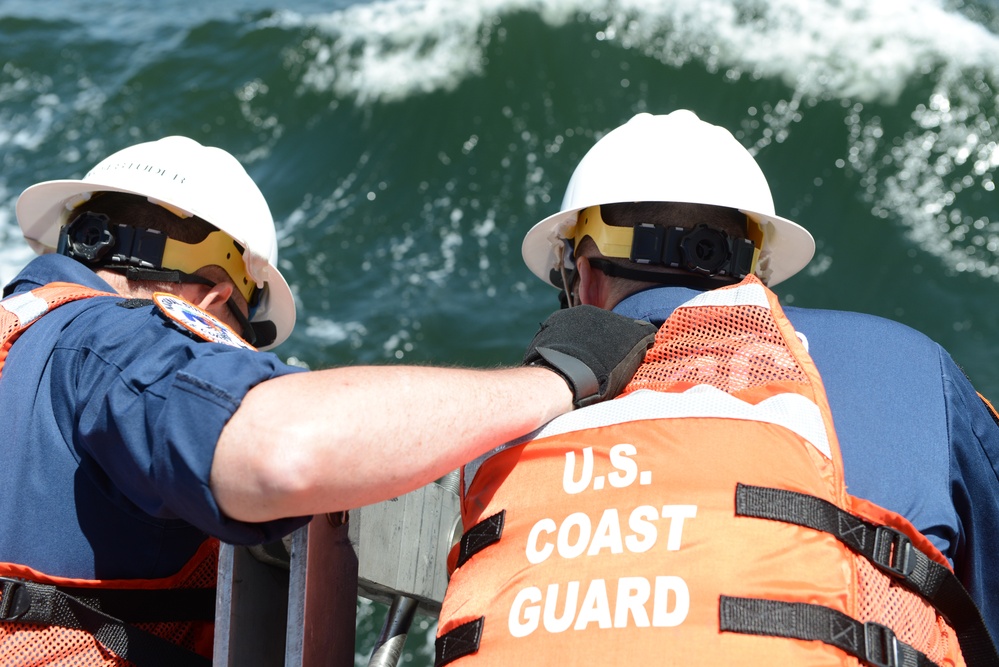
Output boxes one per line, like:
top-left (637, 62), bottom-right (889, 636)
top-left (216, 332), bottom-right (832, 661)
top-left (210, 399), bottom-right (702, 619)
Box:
top-left (18, 179), bottom-right (146, 252)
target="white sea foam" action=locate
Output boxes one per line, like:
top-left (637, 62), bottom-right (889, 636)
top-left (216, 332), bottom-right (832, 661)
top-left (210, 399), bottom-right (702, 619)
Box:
top-left (275, 0), bottom-right (996, 106)
top-left (303, 315), bottom-right (369, 346)
top-left (268, 0), bottom-right (579, 104)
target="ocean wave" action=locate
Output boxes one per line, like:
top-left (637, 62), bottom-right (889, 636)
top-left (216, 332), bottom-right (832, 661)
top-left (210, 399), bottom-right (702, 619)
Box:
top-left (277, 0), bottom-right (998, 106)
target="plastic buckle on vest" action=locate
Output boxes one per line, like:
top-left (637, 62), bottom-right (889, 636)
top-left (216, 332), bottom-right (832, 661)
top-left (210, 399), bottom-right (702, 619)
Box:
top-left (864, 622), bottom-right (900, 667)
top-left (872, 526), bottom-right (915, 578)
top-left (0, 578), bottom-right (31, 621)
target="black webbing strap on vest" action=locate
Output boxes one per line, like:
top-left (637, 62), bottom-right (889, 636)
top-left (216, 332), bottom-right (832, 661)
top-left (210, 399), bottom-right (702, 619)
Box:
top-left (456, 510), bottom-right (505, 569)
top-left (734, 484), bottom-right (999, 667)
top-left (56, 585), bottom-right (217, 623)
top-left (435, 616), bottom-right (484, 667)
top-left (0, 577), bottom-right (212, 667)
top-left (720, 596), bottom-right (937, 667)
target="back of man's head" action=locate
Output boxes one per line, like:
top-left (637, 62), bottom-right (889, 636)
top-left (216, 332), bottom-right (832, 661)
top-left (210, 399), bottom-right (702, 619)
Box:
top-left (598, 202), bottom-right (747, 235)
top-left (572, 202), bottom-right (752, 307)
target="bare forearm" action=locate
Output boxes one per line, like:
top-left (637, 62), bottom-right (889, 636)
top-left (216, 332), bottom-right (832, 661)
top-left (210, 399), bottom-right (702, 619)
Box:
top-left (211, 365), bottom-right (571, 521)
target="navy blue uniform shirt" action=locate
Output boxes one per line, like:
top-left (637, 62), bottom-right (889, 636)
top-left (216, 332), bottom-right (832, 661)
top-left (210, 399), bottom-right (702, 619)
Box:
top-left (0, 254), bottom-right (310, 580)
top-left (614, 285), bottom-right (999, 640)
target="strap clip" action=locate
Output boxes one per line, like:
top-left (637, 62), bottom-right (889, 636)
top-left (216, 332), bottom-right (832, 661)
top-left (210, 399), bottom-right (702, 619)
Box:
top-left (0, 578), bottom-right (31, 621)
top-left (864, 622), bottom-right (900, 667)
top-left (629, 223), bottom-right (754, 278)
top-left (630, 224), bottom-right (666, 264)
top-left (873, 526), bottom-right (915, 578)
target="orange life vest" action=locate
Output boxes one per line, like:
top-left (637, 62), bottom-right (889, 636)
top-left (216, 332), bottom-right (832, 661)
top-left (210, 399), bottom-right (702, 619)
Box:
top-left (437, 276), bottom-right (996, 667)
top-left (0, 283), bottom-right (217, 666)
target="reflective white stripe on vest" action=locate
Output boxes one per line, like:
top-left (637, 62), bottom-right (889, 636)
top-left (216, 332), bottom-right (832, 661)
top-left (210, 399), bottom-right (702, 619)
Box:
top-left (678, 281), bottom-right (769, 309)
top-left (0, 291), bottom-right (49, 326)
top-left (466, 386), bottom-right (831, 492)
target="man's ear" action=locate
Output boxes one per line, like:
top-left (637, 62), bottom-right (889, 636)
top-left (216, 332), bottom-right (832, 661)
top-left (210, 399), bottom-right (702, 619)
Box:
top-left (196, 282), bottom-right (235, 315)
top-left (576, 255), bottom-right (605, 308)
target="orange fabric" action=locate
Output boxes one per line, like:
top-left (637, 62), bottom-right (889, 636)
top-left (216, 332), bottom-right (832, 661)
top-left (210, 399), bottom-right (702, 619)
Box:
top-left (439, 275), bottom-right (965, 666)
top-left (0, 282), bottom-right (116, 380)
top-left (0, 540), bottom-right (219, 666)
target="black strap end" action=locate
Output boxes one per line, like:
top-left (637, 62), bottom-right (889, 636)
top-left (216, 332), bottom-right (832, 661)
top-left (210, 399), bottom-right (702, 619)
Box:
top-left (435, 617), bottom-right (484, 667)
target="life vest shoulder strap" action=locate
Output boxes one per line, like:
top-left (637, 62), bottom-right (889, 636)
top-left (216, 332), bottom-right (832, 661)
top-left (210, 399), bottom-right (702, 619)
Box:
top-left (436, 617), bottom-right (484, 667)
top-left (0, 282), bottom-right (118, 379)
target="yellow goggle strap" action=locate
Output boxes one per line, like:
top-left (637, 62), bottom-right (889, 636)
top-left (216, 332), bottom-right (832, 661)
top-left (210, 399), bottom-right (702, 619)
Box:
top-left (567, 205), bottom-right (761, 277)
top-left (570, 206), bottom-right (635, 259)
top-left (58, 211), bottom-right (257, 304)
top-left (162, 231), bottom-right (257, 304)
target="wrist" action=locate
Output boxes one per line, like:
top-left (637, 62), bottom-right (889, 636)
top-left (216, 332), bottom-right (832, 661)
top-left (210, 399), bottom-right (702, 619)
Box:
top-left (522, 364), bottom-right (575, 413)
top-left (528, 346), bottom-right (600, 408)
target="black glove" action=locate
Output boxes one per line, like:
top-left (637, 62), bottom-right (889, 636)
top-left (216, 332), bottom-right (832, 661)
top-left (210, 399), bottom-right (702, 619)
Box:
top-left (523, 305), bottom-right (658, 408)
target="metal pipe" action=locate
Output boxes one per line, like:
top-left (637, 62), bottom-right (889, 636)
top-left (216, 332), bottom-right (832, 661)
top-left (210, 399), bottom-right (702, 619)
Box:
top-left (367, 595), bottom-right (418, 667)
top-left (435, 469), bottom-right (461, 496)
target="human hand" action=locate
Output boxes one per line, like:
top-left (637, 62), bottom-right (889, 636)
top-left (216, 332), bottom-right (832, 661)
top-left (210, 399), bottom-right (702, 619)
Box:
top-left (523, 306), bottom-right (657, 408)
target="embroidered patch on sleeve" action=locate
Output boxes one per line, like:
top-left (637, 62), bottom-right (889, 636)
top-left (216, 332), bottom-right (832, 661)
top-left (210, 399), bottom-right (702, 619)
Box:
top-left (153, 292), bottom-right (254, 350)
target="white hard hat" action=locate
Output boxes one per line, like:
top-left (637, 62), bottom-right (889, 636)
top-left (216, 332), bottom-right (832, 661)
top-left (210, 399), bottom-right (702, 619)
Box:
top-left (16, 136), bottom-right (295, 349)
top-left (522, 110), bottom-right (815, 287)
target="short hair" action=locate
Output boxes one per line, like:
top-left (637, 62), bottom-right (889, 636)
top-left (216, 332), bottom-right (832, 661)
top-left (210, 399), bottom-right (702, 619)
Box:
top-left (599, 201), bottom-right (747, 237)
top-left (69, 192), bottom-right (216, 243)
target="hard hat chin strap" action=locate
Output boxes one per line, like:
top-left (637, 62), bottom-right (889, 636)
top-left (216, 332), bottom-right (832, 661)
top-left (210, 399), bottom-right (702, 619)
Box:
top-left (587, 258), bottom-right (739, 290)
top-left (551, 238), bottom-right (579, 309)
top-left (120, 266), bottom-right (264, 347)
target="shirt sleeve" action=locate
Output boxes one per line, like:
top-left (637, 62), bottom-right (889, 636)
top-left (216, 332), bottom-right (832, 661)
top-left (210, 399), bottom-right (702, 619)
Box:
top-left (65, 300), bottom-right (311, 545)
top-left (943, 354), bottom-right (999, 641)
